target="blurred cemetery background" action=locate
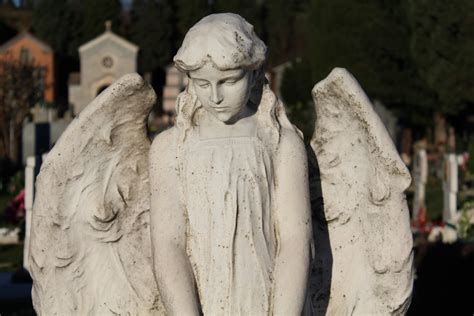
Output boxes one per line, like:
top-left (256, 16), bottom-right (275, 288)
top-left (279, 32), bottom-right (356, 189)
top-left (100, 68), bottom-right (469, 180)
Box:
top-left (0, 0), bottom-right (473, 314)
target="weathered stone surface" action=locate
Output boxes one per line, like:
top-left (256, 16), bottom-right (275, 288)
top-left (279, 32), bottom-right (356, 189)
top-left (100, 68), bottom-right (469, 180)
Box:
top-left (151, 13), bottom-right (312, 315)
top-left (29, 13), bottom-right (413, 316)
top-left (28, 74), bottom-right (163, 315)
top-left (309, 68), bottom-right (414, 315)
top-left (413, 147), bottom-right (428, 219)
top-left (443, 153), bottom-right (459, 223)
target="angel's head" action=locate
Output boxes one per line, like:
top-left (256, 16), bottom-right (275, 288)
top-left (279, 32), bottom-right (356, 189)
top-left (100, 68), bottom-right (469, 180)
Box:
top-left (173, 13), bottom-right (298, 151)
top-left (173, 13), bottom-right (266, 124)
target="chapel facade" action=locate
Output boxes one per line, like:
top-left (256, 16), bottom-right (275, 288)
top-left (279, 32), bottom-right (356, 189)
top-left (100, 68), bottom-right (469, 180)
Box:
top-left (68, 22), bottom-right (138, 115)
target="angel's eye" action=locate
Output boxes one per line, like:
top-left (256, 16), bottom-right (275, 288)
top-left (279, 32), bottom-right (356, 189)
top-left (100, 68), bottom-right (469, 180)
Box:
top-left (224, 79), bottom-right (237, 86)
top-left (193, 80), bottom-right (210, 88)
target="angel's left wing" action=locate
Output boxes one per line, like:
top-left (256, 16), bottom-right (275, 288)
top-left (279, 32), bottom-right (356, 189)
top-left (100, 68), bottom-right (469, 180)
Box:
top-left (28, 74), bottom-right (163, 315)
top-left (308, 68), bottom-right (414, 315)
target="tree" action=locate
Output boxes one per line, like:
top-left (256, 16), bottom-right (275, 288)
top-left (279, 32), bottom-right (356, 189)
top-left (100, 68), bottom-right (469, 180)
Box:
top-left (0, 57), bottom-right (45, 163)
top-left (280, 59), bottom-right (314, 141)
top-left (33, 0), bottom-right (123, 108)
top-left (264, 0), bottom-right (308, 67)
top-left (81, 0), bottom-right (122, 43)
top-left (212, 0), bottom-right (265, 38)
top-left (130, 0), bottom-right (173, 73)
top-left (32, 0), bottom-right (83, 59)
top-left (406, 0), bottom-right (474, 115)
top-left (32, 0), bottom-right (84, 109)
top-left (0, 19), bottom-right (16, 43)
top-left (20, 0), bottom-right (37, 9)
top-left (174, 0), bottom-right (211, 45)
top-left (3, 0), bottom-right (15, 6)
top-left (33, 0), bottom-right (123, 58)
top-left (307, 0), bottom-right (435, 126)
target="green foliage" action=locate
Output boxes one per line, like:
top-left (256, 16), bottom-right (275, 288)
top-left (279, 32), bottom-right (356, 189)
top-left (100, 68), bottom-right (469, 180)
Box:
top-left (0, 59), bottom-right (46, 162)
top-left (425, 176), bottom-right (443, 221)
top-left (280, 59), bottom-right (314, 141)
top-left (0, 158), bottom-right (18, 193)
top-left (174, 0), bottom-right (211, 45)
top-left (130, 0), bottom-right (173, 73)
top-left (0, 244), bottom-right (23, 272)
top-left (458, 201), bottom-right (474, 241)
top-left (213, 0), bottom-right (265, 38)
top-left (468, 139), bottom-right (474, 176)
top-left (20, 0), bottom-right (36, 9)
top-left (0, 19), bottom-right (15, 43)
top-left (32, 0), bottom-right (123, 108)
top-left (406, 0), bottom-right (474, 113)
top-left (265, 0), bottom-right (308, 67)
top-left (0, 193), bottom-right (13, 214)
top-left (304, 0), bottom-right (474, 127)
top-left (28, 0), bottom-right (473, 133)
top-left (308, 0), bottom-right (436, 126)
top-left (2, 0), bottom-right (15, 6)
top-left (32, 0), bottom-right (83, 59)
top-left (81, 0), bottom-right (122, 42)
top-left (33, 0), bottom-right (122, 59)
top-left (40, 100), bottom-right (58, 109)
top-left (7, 170), bottom-right (23, 196)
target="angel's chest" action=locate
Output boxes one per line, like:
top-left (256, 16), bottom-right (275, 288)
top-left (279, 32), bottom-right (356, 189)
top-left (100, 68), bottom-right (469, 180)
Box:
top-left (182, 137), bottom-right (272, 205)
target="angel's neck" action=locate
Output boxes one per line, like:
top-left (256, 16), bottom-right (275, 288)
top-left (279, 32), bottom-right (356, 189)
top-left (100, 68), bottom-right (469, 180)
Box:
top-left (198, 110), bottom-right (257, 139)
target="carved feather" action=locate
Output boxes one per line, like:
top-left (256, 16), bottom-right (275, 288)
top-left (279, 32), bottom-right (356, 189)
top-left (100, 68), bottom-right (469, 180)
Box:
top-left (28, 74), bottom-right (164, 315)
top-left (308, 68), bottom-right (413, 315)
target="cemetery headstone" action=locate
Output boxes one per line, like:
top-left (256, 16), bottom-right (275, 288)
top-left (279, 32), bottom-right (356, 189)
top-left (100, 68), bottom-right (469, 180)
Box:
top-left (413, 148), bottom-right (428, 219)
top-left (443, 153), bottom-right (458, 223)
top-left (23, 154), bottom-right (45, 269)
top-left (22, 121), bottom-right (68, 164)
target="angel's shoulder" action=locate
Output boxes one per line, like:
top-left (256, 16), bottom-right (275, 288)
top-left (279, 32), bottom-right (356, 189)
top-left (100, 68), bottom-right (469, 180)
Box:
top-left (150, 127), bottom-right (179, 161)
top-left (277, 127), bottom-right (306, 164)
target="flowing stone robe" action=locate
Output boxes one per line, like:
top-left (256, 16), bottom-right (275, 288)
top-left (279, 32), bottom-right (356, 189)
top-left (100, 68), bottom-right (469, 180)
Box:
top-left (180, 128), bottom-right (277, 315)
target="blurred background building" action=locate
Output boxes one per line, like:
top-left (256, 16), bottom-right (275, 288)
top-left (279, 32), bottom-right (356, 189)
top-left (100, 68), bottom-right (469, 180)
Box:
top-left (69, 21), bottom-right (138, 115)
top-left (0, 31), bottom-right (54, 102)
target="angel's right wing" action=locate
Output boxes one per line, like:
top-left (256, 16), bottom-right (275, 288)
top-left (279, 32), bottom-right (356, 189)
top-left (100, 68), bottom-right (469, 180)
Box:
top-left (308, 68), bottom-right (414, 315)
top-left (28, 74), bottom-right (164, 315)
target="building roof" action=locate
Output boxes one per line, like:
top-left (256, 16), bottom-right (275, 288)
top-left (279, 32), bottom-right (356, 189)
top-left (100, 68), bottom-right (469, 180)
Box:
top-left (0, 31), bottom-right (52, 53)
top-left (79, 28), bottom-right (138, 54)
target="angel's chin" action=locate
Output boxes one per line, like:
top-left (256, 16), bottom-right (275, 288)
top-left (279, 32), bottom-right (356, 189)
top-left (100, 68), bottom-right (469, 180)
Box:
top-left (212, 111), bottom-right (240, 124)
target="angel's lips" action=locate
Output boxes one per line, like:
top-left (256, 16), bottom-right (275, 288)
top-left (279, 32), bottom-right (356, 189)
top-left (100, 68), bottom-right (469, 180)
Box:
top-left (213, 106), bottom-right (233, 112)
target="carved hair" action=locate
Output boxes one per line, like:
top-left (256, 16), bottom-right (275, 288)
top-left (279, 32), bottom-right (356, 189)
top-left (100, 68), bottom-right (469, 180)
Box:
top-left (173, 13), bottom-right (298, 150)
top-left (174, 13), bottom-right (266, 72)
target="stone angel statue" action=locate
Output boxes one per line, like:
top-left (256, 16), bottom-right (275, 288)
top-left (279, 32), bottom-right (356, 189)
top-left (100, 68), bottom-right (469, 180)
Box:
top-left (28, 13), bottom-right (413, 316)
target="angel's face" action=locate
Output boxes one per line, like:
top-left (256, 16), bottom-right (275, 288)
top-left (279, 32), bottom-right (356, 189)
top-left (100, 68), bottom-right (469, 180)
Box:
top-left (189, 62), bottom-right (254, 124)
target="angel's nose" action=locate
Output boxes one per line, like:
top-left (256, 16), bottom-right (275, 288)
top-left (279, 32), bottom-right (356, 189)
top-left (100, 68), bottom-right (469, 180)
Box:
top-left (210, 85), bottom-right (223, 104)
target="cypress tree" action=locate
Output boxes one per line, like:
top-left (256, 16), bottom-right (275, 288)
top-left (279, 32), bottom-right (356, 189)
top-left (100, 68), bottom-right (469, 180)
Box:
top-left (174, 0), bottom-right (211, 45)
top-left (406, 0), bottom-right (474, 114)
top-left (81, 0), bottom-right (122, 42)
top-left (130, 0), bottom-right (173, 73)
top-left (307, 0), bottom-right (434, 126)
